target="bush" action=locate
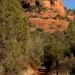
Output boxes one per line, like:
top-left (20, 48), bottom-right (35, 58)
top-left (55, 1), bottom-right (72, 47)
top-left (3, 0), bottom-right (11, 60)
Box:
top-left (28, 33), bottom-right (44, 66)
top-left (36, 27), bottom-right (43, 32)
top-left (57, 24), bottom-right (62, 28)
top-left (0, 66), bottom-right (5, 75)
top-left (28, 22), bottom-right (36, 28)
top-left (0, 0), bottom-right (29, 73)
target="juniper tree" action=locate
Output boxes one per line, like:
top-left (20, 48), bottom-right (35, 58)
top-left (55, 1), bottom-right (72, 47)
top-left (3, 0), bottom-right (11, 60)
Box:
top-left (66, 21), bottom-right (75, 56)
top-left (0, 0), bottom-right (29, 72)
top-left (28, 32), bottom-right (44, 67)
top-left (44, 32), bottom-right (69, 75)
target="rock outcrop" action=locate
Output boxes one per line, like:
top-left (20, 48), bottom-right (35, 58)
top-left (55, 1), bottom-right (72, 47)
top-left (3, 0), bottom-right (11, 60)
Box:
top-left (22, 0), bottom-right (65, 16)
top-left (43, 0), bottom-right (65, 16)
top-left (22, 0), bottom-right (70, 33)
top-left (50, 0), bottom-right (65, 16)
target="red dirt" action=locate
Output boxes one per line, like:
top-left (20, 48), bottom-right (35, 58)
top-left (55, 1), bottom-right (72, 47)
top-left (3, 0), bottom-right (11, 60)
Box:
top-left (28, 18), bottom-right (69, 33)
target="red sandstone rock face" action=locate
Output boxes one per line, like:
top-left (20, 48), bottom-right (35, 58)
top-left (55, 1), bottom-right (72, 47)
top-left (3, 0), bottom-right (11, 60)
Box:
top-left (50, 0), bottom-right (65, 16)
top-left (42, 0), bottom-right (65, 16)
top-left (23, 0), bottom-right (68, 33)
top-left (23, 0), bottom-right (65, 16)
top-left (43, 1), bottom-right (51, 8)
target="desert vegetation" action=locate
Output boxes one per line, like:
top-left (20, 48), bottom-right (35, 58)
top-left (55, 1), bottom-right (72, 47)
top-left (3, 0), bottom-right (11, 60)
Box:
top-left (0, 0), bottom-right (75, 75)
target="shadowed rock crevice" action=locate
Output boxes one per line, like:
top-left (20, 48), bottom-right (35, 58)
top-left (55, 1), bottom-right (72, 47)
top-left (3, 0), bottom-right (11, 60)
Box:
top-left (50, 0), bottom-right (54, 5)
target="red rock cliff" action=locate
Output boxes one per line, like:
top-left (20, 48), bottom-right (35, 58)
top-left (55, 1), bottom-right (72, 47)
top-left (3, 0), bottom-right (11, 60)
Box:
top-left (23, 0), bottom-right (65, 16)
top-left (50, 0), bottom-right (65, 16)
top-left (43, 0), bottom-right (65, 16)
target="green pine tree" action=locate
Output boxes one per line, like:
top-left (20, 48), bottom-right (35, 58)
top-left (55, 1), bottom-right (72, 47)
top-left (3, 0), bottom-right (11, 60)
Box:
top-left (44, 31), bottom-right (69, 75)
top-left (0, 0), bottom-right (29, 72)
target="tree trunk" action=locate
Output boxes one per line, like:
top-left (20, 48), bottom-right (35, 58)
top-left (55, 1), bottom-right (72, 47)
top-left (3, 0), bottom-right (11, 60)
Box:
top-left (56, 60), bottom-right (58, 75)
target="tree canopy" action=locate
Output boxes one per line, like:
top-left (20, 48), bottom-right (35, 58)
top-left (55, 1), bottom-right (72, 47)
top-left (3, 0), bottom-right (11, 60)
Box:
top-left (0, 0), bottom-right (29, 72)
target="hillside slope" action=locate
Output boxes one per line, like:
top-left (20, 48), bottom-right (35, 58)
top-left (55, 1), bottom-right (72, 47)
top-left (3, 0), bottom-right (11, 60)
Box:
top-left (22, 0), bottom-right (75, 33)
